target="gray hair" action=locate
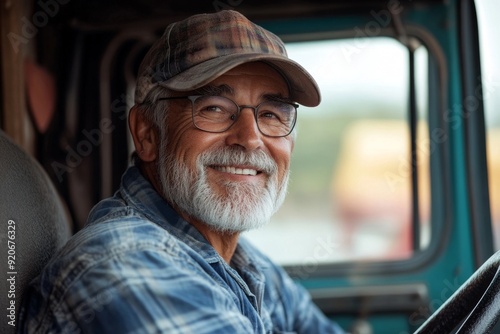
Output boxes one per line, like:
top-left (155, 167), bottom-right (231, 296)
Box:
top-left (131, 86), bottom-right (171, 165)
top-left (136, 86), bottom-right (171, 130)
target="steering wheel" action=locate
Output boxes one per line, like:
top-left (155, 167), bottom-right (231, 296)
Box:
top-left (414, 250), bottom-right (500, 333)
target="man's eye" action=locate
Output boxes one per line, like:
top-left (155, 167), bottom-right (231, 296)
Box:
top-left (202, 105), bottom-right (224, 112)
top-left (261, 111), bottom-right (279, 119)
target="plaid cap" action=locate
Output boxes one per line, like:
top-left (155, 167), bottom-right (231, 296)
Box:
top-left (135, 10), bottom-right (320, 107)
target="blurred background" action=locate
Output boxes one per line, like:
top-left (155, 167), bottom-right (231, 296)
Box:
top-left (246, 0), bottom-right (500, 265)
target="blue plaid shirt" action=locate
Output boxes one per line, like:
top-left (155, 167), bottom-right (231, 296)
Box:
top-left (18, 166), bottom-right (344, 333)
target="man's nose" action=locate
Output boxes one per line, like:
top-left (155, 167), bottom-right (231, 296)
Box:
top-left (224, 108), bottom-right (264, 151)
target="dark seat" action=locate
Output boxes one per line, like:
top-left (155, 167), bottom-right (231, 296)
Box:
top-left (0, 130), bottom-right (71, 333)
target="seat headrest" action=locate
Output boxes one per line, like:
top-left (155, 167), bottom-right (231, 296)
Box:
top-left (0, 130), bottom-right (71, 333)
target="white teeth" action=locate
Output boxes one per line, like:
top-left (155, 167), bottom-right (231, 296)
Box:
top-left (215, 166), bottom-right (258, 176)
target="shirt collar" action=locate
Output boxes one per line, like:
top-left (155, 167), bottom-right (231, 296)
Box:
top-left (119, 166), bottom-right (269, 270)
top-left (119, 166), bottom-right (221, 262)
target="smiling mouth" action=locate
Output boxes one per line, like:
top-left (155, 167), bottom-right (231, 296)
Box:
top-left (212, 166), bottom-right (260, 176)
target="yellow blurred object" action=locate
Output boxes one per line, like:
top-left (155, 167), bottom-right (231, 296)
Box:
top-left (331, 120), bottom-right (430, 259)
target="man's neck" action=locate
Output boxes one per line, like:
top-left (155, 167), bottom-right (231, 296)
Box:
top-left (187, 218), bottom-right (240, 263)
top-left (139, 163), bottom-right (240, 263)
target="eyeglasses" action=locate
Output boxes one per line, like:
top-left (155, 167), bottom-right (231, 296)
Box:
top-left (158, 95), bottom-right (298, 138)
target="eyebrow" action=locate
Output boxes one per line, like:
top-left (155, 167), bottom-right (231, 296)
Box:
top-left (196, 84), bottom-right (293, 103)
top-left (262, 93), bottom-right (294, 104)
top-left (194, 84), bottom-right (233, 96)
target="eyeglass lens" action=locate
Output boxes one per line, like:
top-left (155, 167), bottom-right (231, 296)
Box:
top-left (191, 95), bottom-right (296, 137)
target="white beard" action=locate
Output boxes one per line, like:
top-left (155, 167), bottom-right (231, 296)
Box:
top-left (157, 143), bottom-right (289, 233)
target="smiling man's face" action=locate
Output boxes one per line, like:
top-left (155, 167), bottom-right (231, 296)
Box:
top-left (156, 62), bottom-right (294, 232)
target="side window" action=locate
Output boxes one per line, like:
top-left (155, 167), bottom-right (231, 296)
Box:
top-left (476, 0), bottom-right (500, 249)
top-left (246, 37), bottom-right (431, 265)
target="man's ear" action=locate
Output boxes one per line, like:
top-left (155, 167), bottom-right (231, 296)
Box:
top-left (129, 106), bottom-right (158, 162)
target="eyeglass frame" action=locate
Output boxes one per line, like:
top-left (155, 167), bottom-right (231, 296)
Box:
top-left (156, 95), bottom-right (299, 138)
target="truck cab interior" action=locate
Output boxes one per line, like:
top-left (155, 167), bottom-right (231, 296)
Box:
top-left (1, 0), bottom-right (500, 333)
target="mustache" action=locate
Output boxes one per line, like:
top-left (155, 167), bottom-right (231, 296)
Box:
top-left (197, 147), bottom-right (278, 175)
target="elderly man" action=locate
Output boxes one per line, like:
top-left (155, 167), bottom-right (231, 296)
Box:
top-left (19, 10), bottom-right (344, 333)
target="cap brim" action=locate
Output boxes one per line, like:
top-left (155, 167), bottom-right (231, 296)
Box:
top-left (159, 53), bottom-right (321, 107)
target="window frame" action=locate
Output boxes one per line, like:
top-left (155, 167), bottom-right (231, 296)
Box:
top-left (253, 22), bottom-right (452, 279)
